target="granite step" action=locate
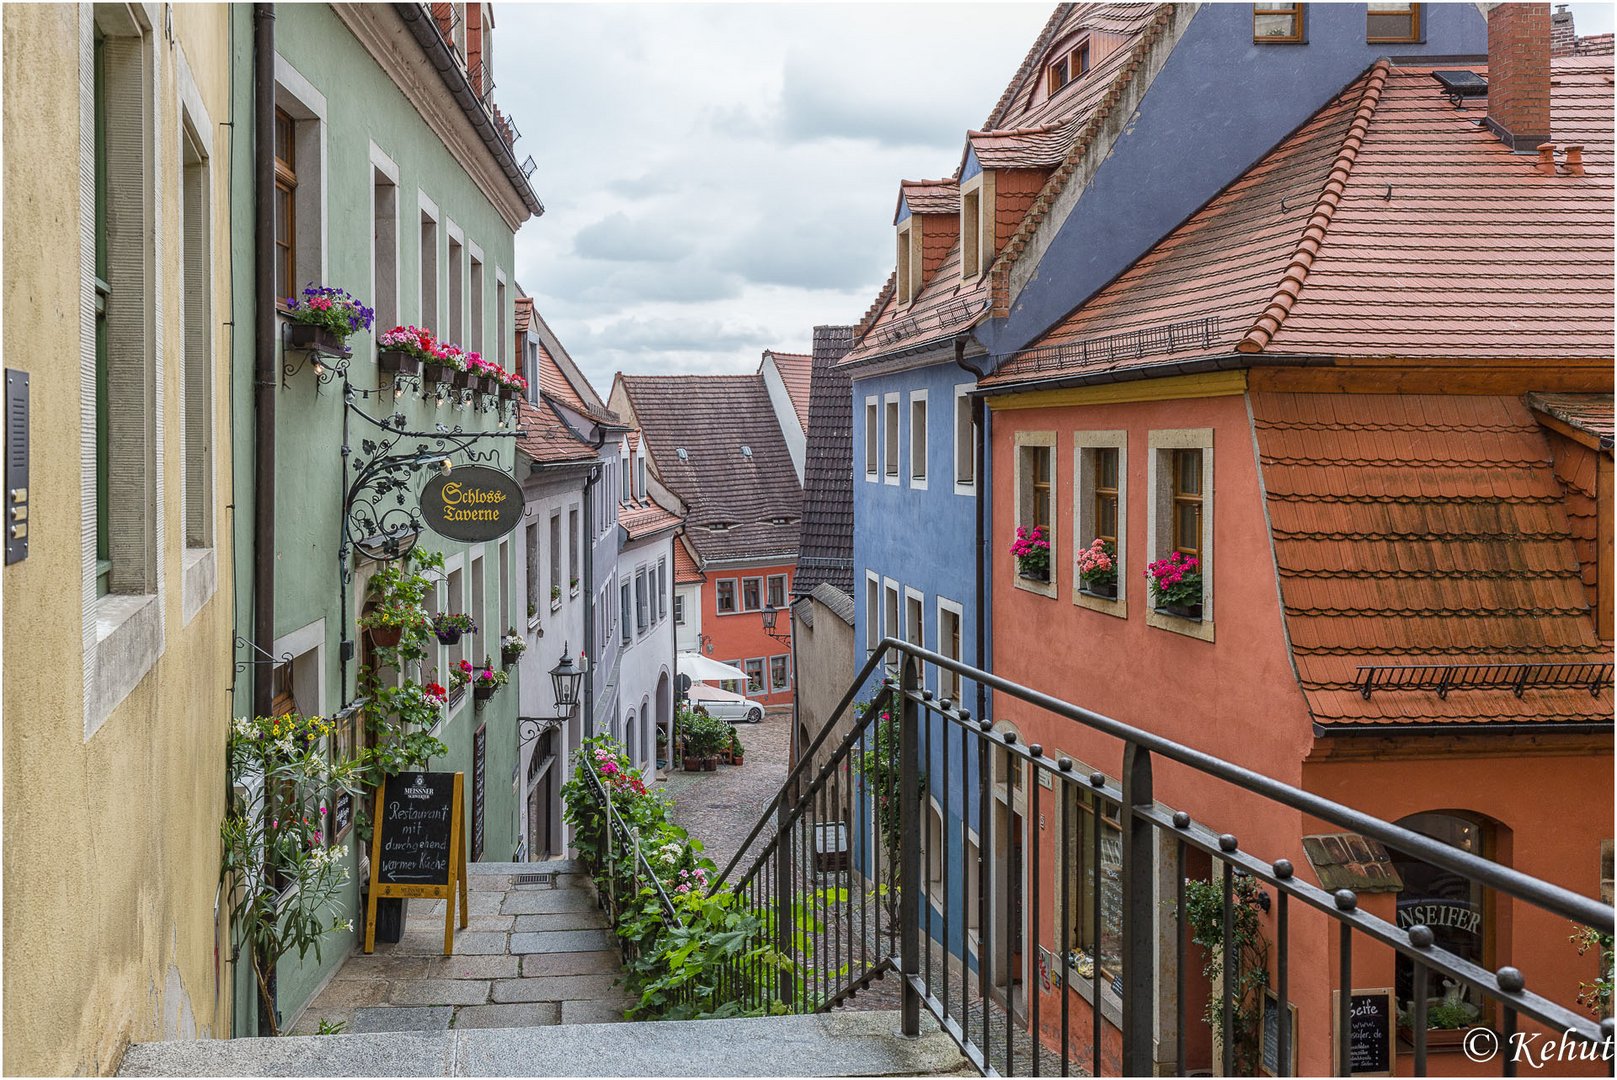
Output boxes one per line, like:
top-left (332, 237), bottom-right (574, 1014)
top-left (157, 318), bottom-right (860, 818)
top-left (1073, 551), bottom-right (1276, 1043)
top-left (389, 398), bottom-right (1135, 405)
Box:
top-left (119, 1010), bottom-right (972, 1077)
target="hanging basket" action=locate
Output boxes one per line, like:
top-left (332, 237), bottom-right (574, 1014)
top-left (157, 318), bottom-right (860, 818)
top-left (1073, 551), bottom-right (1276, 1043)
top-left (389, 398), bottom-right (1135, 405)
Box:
top-left (434, 627), bottom-right (465, 646)
top-left (365, 624), bottom-right (404, 649)
top-left (474, 682), bottom-right (497, 703)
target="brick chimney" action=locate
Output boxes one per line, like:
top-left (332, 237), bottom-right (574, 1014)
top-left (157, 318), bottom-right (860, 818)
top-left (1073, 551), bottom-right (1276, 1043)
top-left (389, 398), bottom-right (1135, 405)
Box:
top-left (1550, 4), bottom-right (1576, 57)
top-left (1486, 3), bottom-right (1553, 151)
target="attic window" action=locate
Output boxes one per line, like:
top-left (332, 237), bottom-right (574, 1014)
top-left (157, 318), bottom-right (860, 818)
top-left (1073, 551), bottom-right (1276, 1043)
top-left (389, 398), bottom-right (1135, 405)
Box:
top-left (676, 447), bottom-right (689, 461)
top-left (1048, 54), bottom-right (1071, 95)
top-left (961, 186), bottom-right (981, 281)
top-left (740, 445), bottom-right (753, 459)
top-left (1253, 3), bottom-right (1304, 42)
top-left (896, 219), bottom-right (914, 305)
top-left (1048, 41), bottom-right (1090, 96)
top-left (707, 523), bottom-right (732, 533)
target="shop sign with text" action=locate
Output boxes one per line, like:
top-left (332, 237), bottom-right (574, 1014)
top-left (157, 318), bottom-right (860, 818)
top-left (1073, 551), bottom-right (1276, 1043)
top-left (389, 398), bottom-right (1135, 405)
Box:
top-left (420, 466), bottom-right (522, 543)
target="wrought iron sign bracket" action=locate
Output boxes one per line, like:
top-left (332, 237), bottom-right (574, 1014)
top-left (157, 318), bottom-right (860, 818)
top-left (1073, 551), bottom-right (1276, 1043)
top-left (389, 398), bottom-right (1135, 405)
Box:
top-left (233, 634), bottom-right (294, 675)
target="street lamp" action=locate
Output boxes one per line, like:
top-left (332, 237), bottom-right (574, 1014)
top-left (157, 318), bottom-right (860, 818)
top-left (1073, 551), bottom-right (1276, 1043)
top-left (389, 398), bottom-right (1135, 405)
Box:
top-left (761, 604), bottom-right (791, 645)
top-left (550, 650), bottom-right (585, 712)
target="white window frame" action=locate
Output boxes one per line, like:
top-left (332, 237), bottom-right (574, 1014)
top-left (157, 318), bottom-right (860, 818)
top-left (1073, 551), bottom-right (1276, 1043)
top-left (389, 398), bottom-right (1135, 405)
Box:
top-left (953, 383), bottom-right (977, 496)
top-left (178, 58), bottom-right (218, 626)
top-left (896, 217), bottom-right (914, 305)
top-left (418, 192), bottom-right (440, 328)
top-left (715, 577), bottom-right (738, 615)
top-left (445, 220), bottom-right (465, 344)
top-left (769, 654), bottom-right (791, 692)
top-left (864, 395), bottom-right (879, 481)
top-left (936, 595), bottom-right (965, 705)
top-left (960, 173), bottom-right (986, 282)
top-left (766, 572), bottom-right (788, 610)
top-left (369, 143), bottom-right (400, 354)
top-left (1012, 430), bottom-right (1058, 599)
top-left (882, 578), bottom-right (901, 673)
top-left (909, 389), bottom-right (929, 490)
top-left (273, 54), bottom-right (329, 288)
top-left (903, 586), bottom-right (925, 653)
top-left (1145, 429), bottom-right (1214, 642)
top-left (740, 575), bottom-right (764, 613)
top-left (884, 392), bottom-right (901, 486)
top-left (1073, 430), bottom-right (1128, 620)
top-left (494, 268), bottom-right (508, 366)
top-left (864, 571), bottom-right (881, 658)
top-left (467, 245), bottom-right (485, 354)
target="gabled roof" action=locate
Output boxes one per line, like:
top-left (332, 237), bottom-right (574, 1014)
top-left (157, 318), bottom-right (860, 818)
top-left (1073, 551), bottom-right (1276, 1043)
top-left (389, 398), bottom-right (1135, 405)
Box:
top-left (514, 295), bottom-right (533, 335)
top-left (965, 121), bottom-right (1074, 170)
top-left (514, 398), bottom-right (596, 465)
top-left (760, 350), bottom-right (813, 429)
top-left (842, 3), bottom-right (1167, 368)
top-left (615, 374), bottom-right (802, 564)
top-left (526, 307), bottom-right (621, 427)
top-left (984, 57), bottom-right (1617, 388)
top-left (897, 179), bottom-right (961, 221)
top-left (673, 535), bottom-right (704, 584)
top-left (1527, 393), bottom-right (1615, 450)
top-left (1252, 392), bottom-right (1611, 730)
top-left (619, 494), bottom-right (683, 542)
top-left (794, 325), bottom-right (856, 596)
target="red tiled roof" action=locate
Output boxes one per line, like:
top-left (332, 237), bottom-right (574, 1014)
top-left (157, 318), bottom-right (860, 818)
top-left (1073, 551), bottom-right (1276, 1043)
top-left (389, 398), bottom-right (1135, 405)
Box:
top-left (1528, 393), bottom-right (1615, 449)
top-left (763, 350), bottom-right (813, 429)
top-left (898, 179), bottom-right (961, 219)
top-left (619, 496), bottom-right (682, 541)
top-left (535, 339), bottom-right (620, 426)
top-left (627, 429), bottom-right (641, 452)
top-left (514, 398), bottom-right (596, 465)
top-left (986, 58), bottom-right (1617, 387)
top-left (673, 536), bottom-right (703, 584)
top-left (514, 295), bottom-right (533, 335)
top-left (966, 122), bottom-right (1074, 169)
top-left (1252, 392), bottom-right (1611, 728)
top-left (844, 3), bottom-right (1168, 367)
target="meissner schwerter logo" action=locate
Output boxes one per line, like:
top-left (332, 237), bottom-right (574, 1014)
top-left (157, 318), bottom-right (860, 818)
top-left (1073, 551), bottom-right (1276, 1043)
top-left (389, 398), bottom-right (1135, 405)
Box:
top-left (1464, 1028), bottom-right (1614, 1067)
top-left (403, 774), bottom-right (433, 800)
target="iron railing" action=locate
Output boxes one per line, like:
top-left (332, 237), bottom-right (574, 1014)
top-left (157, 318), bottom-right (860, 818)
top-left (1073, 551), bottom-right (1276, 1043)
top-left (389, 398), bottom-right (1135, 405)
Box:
top-left (1356, 661), bottom-right (1614, 700)
top-left (576, 753), bottom-right (682, 969)
top-left (703, 639), bottom-right (1613, 1077)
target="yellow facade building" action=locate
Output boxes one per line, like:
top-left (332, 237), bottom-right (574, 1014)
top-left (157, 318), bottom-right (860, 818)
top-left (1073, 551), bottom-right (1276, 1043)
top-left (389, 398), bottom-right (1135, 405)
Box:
top-left (3, 3), bottom-right (236, 1072)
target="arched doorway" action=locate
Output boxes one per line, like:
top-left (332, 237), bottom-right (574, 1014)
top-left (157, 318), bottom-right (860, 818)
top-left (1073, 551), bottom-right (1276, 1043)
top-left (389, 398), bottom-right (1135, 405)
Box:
top-left (625, 709), bottom-right (637, 764)
top-left (655, 670), bottom-right (672, 771)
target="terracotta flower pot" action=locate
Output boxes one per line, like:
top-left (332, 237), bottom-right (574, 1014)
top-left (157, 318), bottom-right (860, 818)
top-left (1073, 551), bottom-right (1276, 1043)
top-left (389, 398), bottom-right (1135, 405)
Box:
top-left (378, 350), bottom-right (421, 376)
top-left (285, 321), bottom-right (351, 358)
top-left (366, 624), bottom-right (404, 649)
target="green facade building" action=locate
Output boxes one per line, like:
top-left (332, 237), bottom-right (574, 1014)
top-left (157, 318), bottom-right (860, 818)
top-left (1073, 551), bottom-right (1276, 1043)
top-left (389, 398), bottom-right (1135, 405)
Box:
top-left (227, 2), bottom-right (542, 1034)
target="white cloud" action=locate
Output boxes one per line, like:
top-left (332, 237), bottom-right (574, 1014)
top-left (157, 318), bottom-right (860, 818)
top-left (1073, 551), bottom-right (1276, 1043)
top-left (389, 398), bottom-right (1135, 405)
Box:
top-left (496, 1), bottom-right (1054, 394)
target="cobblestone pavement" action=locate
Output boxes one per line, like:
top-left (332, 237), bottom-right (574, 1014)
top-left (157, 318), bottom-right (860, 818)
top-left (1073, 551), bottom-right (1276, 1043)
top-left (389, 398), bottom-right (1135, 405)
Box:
top-left (661, 706), bottom-right (792, 875)
top-left (293, 864), bottom-right (633, 1035)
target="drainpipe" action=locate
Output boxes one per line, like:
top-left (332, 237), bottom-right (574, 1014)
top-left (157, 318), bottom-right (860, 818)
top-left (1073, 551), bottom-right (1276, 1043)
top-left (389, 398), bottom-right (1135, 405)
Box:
top-left (252, 3), bottom-right (276, 724)
top-left (953, 338), bottom-right (988, 726)
top-left (581, 463), bottom-right (600, 737)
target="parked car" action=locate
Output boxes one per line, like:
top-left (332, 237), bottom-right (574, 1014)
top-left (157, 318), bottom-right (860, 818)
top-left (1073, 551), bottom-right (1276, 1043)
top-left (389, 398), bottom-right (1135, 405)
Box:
top-left (687, 683), bottom-right (764, 724)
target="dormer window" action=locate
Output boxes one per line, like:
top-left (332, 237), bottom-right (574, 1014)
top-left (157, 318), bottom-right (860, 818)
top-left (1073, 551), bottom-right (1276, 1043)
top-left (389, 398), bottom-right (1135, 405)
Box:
top-left (1048, 54), bottom-right (1070, 95)
top-left (1073, 43), bottom-right (1090, 77)
top-left (961, 181), bottom-right (982, 281)
top-left (1047, 40), bottom-right (1091, 97)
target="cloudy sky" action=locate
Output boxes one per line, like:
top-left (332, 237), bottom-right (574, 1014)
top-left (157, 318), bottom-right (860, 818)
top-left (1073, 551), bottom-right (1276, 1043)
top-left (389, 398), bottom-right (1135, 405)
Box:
top-left (498, 2), bottom-right (1615, 394)
top-left (497, 3), bottom-right (1053, 391)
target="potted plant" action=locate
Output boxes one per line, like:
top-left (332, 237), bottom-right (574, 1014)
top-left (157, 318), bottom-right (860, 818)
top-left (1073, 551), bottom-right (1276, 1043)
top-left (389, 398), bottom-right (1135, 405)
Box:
top-left (1076, 538), bottom-right (1119, 599)
top-left (500, 629), bottom-right (526, 668)
top-left (358, 598), bottom-right (427, 649)
top-left (376, 324), bottom-right (434, 376)
top-left (1010, 525), bottom-right (1051, 583)
top-left (421, 337), bottom-right (463, 389)
top-left (282, 284), bottom-right (373, 357)
top-left (1145, 551), bottom-right (1203, 619)
top-left (1398, 982), bottom-right (1484, 1049)
top-left (471, 658), bottom-right (507, 704)
top-left (569, 576), bottom-right (579, 594)
top-left (550, 584), bottom-right (562, 610)
top-left (433, 612), bottom-right (476, 645)
top-left (727, 725), bottom-right (744, 766)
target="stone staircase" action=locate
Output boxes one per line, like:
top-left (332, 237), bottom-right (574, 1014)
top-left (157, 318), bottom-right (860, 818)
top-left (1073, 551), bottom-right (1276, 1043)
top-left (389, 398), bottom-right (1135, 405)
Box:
top-left (118, 1011), bottom-right (971, 1077)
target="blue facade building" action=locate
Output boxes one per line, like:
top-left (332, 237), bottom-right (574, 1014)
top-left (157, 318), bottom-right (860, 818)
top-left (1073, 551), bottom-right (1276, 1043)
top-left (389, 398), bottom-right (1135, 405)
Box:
top-left (842, 1), bottom-right (1490, 986)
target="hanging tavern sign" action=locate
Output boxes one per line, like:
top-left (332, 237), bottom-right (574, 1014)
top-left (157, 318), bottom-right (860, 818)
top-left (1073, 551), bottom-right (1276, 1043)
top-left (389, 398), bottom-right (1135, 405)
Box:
top-left (419, 465), bottom-right (523, 543)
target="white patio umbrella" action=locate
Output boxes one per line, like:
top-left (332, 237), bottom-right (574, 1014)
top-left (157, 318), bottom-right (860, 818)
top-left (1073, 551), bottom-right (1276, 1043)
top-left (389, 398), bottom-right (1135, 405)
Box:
top-left (676, 652), bottom-right (750, 684)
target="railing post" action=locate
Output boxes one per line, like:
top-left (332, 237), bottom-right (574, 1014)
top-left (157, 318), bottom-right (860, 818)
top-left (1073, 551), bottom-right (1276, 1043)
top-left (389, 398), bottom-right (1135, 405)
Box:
top-left (1121, 742), bottom-right (1156, 1075)
top-left (899, 655), bottom-right (922, 1037)
top-left (774, 778), bottom-right (795, 1008)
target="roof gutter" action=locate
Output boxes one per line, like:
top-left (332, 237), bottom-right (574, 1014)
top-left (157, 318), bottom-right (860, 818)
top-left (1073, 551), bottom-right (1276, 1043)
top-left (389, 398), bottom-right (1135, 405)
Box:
top-left (972, 352), bottom-right (1336, 398)
top-left (394, 3), bottom-right (544, 218)
top-left (1314, 720), bottom-right (1614, 737)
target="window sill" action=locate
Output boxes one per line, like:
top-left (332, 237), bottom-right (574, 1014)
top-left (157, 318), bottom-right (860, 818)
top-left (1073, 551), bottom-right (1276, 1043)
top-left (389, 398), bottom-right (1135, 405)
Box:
top-left (570, 586), bottom-right (580, 598)
top-left (1062, 960), bottom-right (1124, 1028)
top-left (1074, 586), bottom-right (1126, 620)
top-left (527, 614), bottom-right (542, 633)
top-left (1013, 573), bottom-right (1057, 600)
top-left (550, 599), bottom-right (562, 613)
top-left (87, 592), bottom-right (162, 739)
top-left (883, 474), bottom-right (900, 487)
top-left (1145, 607), bottom-right (1214, 642)
top-left (182, 546), bottom-right (217, 625)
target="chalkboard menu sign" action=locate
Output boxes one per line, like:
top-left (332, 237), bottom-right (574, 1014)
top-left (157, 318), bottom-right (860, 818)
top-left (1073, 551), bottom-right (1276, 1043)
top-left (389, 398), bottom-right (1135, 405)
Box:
top-left (1334, 987), bottom-right (1395, 1076)
top-left (377, 772), bottom-right (455, 885)
top-left (472, 726), bottom-right (487, 862)
top-left (1260, 990), bottom-right (1298, 1076)
top-left (364, 772), bottom-right (468, 955)
top-left (332, 789), bottom-right (354, 843)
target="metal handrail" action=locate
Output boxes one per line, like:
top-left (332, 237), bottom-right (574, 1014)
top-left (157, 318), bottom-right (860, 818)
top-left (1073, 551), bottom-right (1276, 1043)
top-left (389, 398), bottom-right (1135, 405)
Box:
top-left (704, 638), bottom-right (1612, 1077)
top-left (577, 754), bottom-right (682, 938)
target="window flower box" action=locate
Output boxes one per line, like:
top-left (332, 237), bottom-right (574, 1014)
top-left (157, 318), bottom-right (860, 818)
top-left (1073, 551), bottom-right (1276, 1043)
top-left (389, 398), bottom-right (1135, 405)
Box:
top-left (1011, 525), bottom-right (1051, 583)
top-left (499, 383), bottom-right (516, 402)
top-left (377, 349), bottom-right (421, 376)
top-left (422, 360), bottom-right (452, 388)
top-left (1076, 538), bottom-right (1118, 599)
top-left (452, 369), bottom-right (476, 391)
top-left (1146, 551), bottom-right (1202, 620)
top-left (284, 321), bottom-right (352, 359)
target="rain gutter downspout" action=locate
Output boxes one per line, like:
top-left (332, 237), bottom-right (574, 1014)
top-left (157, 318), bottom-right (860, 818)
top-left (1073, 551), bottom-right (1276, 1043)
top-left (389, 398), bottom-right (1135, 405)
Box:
top-left (954, 337), bottom-right (989, 726)
top-left (252, 3), bottom-right (276, 723)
